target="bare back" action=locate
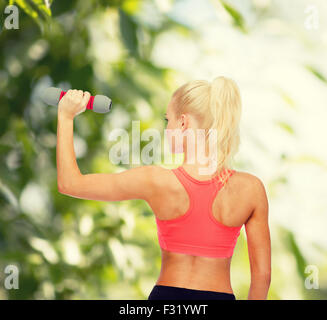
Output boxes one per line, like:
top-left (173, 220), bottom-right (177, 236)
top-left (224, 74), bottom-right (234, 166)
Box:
top-left (146, 165), bottom-right (258, 294)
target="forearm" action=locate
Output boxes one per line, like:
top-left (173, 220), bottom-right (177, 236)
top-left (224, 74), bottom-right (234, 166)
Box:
top-left (248, 273), bottom-right (271, 300)
top-left (56, 112), bottom-right (82, 191)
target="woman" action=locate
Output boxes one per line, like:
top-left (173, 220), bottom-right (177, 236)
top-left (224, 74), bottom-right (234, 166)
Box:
top-left (56, 76), bottom-right (271, 300)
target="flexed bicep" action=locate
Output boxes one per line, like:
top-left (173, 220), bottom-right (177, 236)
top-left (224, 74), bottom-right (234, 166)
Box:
top-left (58, 165), bottom-right (158, 202)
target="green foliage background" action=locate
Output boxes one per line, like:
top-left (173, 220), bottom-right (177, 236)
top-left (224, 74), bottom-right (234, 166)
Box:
top-left (0, 0), bottom-right (326, 299)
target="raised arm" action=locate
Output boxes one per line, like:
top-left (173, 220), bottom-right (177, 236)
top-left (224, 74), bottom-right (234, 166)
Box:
top-left (245, 177), bottom-right (271, 300)
top-left (56, 89), bottom-right (156, 202)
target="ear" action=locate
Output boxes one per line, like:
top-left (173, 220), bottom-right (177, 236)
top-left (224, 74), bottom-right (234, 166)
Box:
top-left (180, 114), bottom-right (188, 131)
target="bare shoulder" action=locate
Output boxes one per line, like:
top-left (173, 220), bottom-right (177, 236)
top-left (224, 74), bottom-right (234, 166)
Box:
top-left (232, 170), bottom-right (268, 210)
top-left (134, 164), bottom-right (169, 176)
top-left (115, 165), bottom-right (168, 201)
top-left (146, 165), bottom-right (175, 184)
top-left (130, 165), bottom-right (171, 186)
top-left (232, 170), bottom-right (264, 188)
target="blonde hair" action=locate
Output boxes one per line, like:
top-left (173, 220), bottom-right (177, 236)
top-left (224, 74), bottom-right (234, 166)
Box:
top-left (171, 76), bottom-right (242, 176)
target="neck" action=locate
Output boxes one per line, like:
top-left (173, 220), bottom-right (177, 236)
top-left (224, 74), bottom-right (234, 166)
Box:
top-left (183, 139), bottom-right (224, 176)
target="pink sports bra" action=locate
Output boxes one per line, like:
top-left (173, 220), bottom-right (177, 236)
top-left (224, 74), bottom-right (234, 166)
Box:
top-left (155, 166), bottom-right (242, 258)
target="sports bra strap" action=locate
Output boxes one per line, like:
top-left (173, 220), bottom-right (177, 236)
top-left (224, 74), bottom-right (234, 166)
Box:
top-left (219, 168), bottom-right (235, 187)
top-left (171, 166), bottom-right (196, 195)
top-left (172, 166), bottom-right (235, 192)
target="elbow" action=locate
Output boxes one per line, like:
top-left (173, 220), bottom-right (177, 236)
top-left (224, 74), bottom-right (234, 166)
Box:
top-left (57, 175), bottom-right (83, 195)
top-left (57, 178), bottom-right (73, 195)
top-left (253, 270), bottom-right (271, 284)
top-left (58, 182), bottom-right (70, 194)
top-left (263, 272), bottom-right (271, 285)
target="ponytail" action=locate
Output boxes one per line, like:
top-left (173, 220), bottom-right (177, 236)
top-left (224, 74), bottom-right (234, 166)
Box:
top-left (208, 76), bottom-right (241, 175)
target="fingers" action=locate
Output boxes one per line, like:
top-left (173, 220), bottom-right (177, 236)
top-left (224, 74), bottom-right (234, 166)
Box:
top-left (72, 89), bottom-right (83, 100)
top-left (66, 89), bottom-right (73, 97)
top-left (66, 89), bottom-right (87, 102)
top-left (81, 91), bottom-right (91, 108)
top-left (58, 88), bottom-right (91, 119)
top-left (77, 90), bottom-right (83, 100)
top-left (64, 89), bottom-right (90, 114)
top-left (66, 89), bottom-right (77, 100)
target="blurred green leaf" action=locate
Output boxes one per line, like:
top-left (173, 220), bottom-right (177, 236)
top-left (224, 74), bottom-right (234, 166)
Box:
top-left (305, 65), bottom-right (327, 83)
top-left (8, 0), bottom-right (53, 34)
top-left (284, 230), bottom-right (307, 281)
top-left (119, 8), bottom-right (139, 58)
top-left (220, 0), bottom-right (247, 33)
top-left (276, 121), bottom-right (295, 135)
top-left (0, 178), bottom-right (19, 211)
